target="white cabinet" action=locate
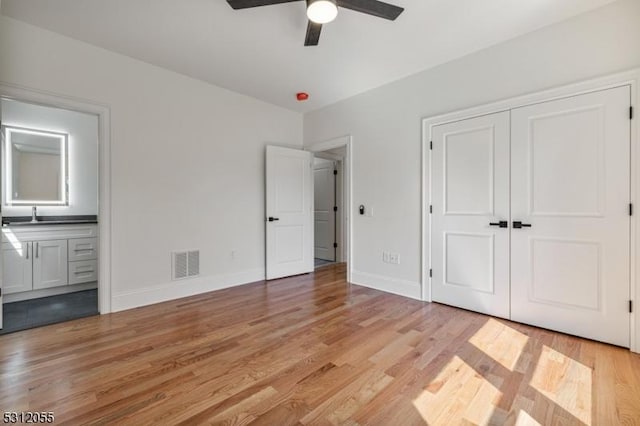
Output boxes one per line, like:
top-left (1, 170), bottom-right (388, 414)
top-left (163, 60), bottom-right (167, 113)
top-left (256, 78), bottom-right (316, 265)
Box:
top-left (69, 260), bottom-right (98, 285)
top-left (69, 238), bottom-right (98, 262)
top-left (68, 237), bottom-right (98, 285)
top-left (2, 239), bottom-right (69, 293)
top-left (1, 224), bottom-right (98, 297)
top-left (2, 242), bottom-right (33, 294)
top-left (33, 240), bottom-right (68, 290)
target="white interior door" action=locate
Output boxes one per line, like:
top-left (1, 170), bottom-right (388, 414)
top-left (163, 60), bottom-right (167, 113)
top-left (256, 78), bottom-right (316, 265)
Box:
top-left (431, 111), bottom-right (511, 318)
top-left (314, 158), bottom-right (336, 261)
top-left (510, 86), bottom-right (631, 347)
top-left (266, 145), bottom-right (313, 280)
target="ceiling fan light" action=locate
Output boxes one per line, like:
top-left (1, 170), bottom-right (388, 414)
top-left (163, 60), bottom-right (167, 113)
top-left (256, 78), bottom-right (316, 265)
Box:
top-left (307, 0), bottom-right (338, 24)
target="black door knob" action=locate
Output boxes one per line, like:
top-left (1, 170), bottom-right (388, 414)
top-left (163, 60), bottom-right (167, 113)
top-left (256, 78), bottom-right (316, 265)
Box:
top-left (489, 221), bottom-right (508, 228)
top-left (268, 217), bottom-right (279, 222)
top-left (513, 221), bottom-right (531, 229)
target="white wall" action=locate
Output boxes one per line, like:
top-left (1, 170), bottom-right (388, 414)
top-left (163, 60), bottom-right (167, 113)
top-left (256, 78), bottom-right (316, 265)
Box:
top-left (1, 99), bottom-right (98, 216)
top-left (304, 0), bottom-right (640, 299)
top-left (0, 16), bottom-right (303, 311)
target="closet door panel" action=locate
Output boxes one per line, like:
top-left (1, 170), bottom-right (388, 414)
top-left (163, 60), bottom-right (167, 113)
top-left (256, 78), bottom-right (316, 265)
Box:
top-left (510, 86), bottom-right (631, 347)
top-left (431, 111), bottom-right (511, 319)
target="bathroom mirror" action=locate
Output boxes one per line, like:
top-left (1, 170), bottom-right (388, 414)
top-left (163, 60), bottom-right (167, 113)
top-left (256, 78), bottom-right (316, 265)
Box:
top-left (2, 125), bottom-right (69, 206)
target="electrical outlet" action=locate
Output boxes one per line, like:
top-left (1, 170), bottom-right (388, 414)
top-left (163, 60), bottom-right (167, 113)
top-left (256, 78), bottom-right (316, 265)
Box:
top-left (389, 253), bottom-right (400, 264)
top-left (382, 251), bottom-right (390, 263)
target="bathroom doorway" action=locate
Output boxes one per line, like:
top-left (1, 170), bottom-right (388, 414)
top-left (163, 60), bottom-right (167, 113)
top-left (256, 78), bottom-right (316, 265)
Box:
top-left (0, 96), bottom-right (102, 334)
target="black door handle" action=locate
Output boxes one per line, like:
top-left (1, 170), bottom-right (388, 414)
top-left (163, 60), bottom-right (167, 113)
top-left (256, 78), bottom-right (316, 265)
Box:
top-left (268, 217), bottom-right (279, 222)
top-left (513, 221), bottom-right (531, 229)
top-left (489, 221), bottom-right (508, 228)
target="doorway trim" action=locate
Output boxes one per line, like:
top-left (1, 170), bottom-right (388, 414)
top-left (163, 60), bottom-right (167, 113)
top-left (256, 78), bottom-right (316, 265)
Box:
top-left (421, 68), bottom-right (639, 352)
top-left (0, 81), bottom-right (112, 314)
top-left (307, 135), bottom-right (353, 283)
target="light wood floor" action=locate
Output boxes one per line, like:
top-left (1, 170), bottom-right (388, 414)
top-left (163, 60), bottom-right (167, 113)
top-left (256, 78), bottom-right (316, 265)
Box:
top-left (1, 263), bottom-right (639, 425)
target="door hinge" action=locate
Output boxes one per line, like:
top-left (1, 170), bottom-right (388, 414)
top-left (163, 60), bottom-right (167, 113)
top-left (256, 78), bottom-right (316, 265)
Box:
top-left (631, 106), bottom-right (634, 120)
top-left (333, 169), bottom-right (338, 175)
top-left (333, 242), bottom-right (338, 248)
top-left (630, 300), bottom-right (633, 313)
top-left (429, 205), bottom-right (433, 214)
top-left (333, 206), bottom-right (338, 212)
top-left (430, 141), bottom-right (433, 150)
top-left (429, 269), bottom-right (432, 278)
top-left (630, 203), bottom-right (633, 216)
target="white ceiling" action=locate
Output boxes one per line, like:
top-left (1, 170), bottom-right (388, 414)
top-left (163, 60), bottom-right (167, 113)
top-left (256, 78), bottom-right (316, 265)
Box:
top-left (1, 0), bottom-right (618, 112)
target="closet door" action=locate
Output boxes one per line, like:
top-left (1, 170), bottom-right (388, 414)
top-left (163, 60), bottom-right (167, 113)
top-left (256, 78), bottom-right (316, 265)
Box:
top-left (431, 111), bottom-right (511, 318)
top-left (510, 86), bottom-right (631, 347)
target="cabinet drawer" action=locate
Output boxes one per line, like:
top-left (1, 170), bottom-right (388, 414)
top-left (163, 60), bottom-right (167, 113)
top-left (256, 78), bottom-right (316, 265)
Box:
top-left (69, 260), bottom-right (98, 285)
top-left (68, 238), bottom-right (98, 261)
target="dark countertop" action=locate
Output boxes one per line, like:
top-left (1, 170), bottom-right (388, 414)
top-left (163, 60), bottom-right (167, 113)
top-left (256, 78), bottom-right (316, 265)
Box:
top-left (2, 215), bottom-right (98, 226)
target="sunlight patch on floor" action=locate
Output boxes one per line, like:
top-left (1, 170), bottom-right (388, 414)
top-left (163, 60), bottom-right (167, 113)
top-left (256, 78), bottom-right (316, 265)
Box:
top-left (413, 355), bottom-right (501, 424)
top-left (516, 409), bottom-right (542, 425)
top-left (530, 345), bottom-right (592, 424)
top-left (469, 318), bottom-right (529, 371)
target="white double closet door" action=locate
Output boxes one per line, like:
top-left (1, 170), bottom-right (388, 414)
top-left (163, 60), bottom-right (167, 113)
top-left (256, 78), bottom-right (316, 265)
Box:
top-left (431, 86), bottom-right (631, 347)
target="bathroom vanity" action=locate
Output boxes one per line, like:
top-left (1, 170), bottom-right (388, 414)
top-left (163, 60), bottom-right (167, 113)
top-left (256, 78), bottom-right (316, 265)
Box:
top-left (1, 220), bottom-right (98, 302)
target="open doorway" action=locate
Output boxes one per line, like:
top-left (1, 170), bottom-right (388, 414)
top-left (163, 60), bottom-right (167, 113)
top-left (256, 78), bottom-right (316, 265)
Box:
top-left (0, 97), bottom-right (99, 334)
top-left (308, 136), bottom-right (351, 280)
top-left (0, 84), bottom-right (111, 334)
top-left (313, 149), bottom-right (345, 269)
top-left (265, 136), bottom-right (351, 281)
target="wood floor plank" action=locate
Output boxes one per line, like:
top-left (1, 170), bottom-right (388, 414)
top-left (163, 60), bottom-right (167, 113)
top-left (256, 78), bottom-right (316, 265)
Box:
top-left (1, 263), bottom-right (639, 425)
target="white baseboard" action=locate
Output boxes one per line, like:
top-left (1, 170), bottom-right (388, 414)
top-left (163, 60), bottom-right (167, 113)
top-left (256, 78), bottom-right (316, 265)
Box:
top-left (4, 282), bottom-right (98, 303)
top-left (111, 268), bottom-right (265, 312)
top-left (350, 270), bottom-right (422, 300)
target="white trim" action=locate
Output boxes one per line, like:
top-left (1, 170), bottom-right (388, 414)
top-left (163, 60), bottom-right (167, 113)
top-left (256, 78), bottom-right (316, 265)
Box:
top-left (111, 268), bottom-right (265, 312)
top-left (351, 270), bottom-right (421, 300)
top-left (0, 81), bottom-right (112, 314)
top-left (314, 151), bottom-right (343, 162)
top-left (631, 74), bottom-right (639, 353)
top-left (421, 68), bottom-right (640, 353)
top-left (307, 135), bottom-right (353, 282)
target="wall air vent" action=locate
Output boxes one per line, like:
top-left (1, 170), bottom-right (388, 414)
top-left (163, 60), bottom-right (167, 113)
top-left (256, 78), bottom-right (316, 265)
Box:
top-left (172, 250), bottom-right (200, 280)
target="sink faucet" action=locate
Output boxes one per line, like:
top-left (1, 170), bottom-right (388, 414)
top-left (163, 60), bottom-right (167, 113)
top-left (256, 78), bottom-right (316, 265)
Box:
top-left (31, 206), bottom-right (38, 223)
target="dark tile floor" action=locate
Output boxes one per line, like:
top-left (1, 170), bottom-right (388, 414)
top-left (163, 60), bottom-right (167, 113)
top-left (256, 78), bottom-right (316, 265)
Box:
top-left (1, 290), bottom-right (98, 335)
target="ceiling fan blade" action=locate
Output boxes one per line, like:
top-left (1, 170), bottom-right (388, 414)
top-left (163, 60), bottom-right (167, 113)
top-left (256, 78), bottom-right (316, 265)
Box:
top-left (227, 0), bottom-right (300, 10)
top-left (337, 0), bottom-right (404, 20)
top-left (304, 21), bottom-right (322, 46)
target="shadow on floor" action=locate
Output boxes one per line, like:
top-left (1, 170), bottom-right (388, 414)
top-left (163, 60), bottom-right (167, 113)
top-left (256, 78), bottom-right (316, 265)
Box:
top-left (314, 258), bottom-right (335, 268)
top-left (1, 289), bottom-right (98, 335)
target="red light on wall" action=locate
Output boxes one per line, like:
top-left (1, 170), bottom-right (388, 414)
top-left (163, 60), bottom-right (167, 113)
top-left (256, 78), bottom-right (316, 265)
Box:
top-left (296, 92), bottom-right (309, 101)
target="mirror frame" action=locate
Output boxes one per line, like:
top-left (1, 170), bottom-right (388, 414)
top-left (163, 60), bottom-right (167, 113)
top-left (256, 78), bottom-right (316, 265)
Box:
top-left (2, 124), bottom-right (69, 206)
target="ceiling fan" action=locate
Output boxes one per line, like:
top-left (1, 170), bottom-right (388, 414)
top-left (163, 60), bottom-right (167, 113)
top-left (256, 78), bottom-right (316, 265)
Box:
top-left (226, 0), bottom-right (405, 46)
